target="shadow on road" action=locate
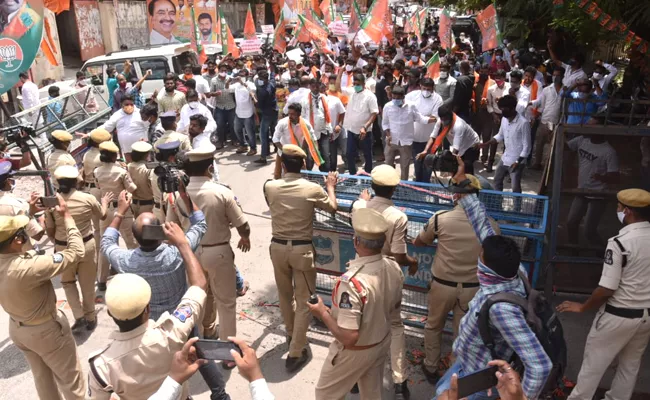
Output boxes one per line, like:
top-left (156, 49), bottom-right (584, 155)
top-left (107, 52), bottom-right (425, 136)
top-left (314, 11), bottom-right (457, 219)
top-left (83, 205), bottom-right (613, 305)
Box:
top-left (0, 338), bottom-right (30, 379)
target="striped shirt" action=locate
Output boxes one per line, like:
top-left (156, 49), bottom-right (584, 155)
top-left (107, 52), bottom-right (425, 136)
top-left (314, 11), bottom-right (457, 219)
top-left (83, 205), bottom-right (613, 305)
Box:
top-left (210, 77), bottom-right (236, 110)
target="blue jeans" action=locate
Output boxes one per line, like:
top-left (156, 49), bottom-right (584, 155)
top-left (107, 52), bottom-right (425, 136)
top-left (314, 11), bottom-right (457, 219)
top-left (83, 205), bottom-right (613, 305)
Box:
top-left (259, 113), bottom-right (278, 157)
top-left (346, 131), bottom-right (373, 174)
top-left (412, 141), bottom-right (432, 183)
top-left (235, 116), bottom-right (256, 148)
top-left (214, 107), bottom-right (236, 144)
top-left (434, 361), bottom-right (498, 400)
top-left (235, 266), bottom-right (245, 291)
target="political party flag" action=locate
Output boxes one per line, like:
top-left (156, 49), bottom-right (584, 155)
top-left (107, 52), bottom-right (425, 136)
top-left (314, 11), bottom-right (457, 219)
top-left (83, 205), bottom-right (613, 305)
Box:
top-left (416, 7), bottom-right (427, 40)
top-left (190, 5), bottom-right (207, 63)
top-left (349, 0), bottom-right (362, 33)
top-left (425, 52), bottom-right (440, 79)
top-left (295, 14), bottom-right (333, 53)
top-left (360, 0), bottom-right (388, 44)
top-left (438, 7), bottom-right (453, 50)
top-left (274, 10), bottom-right (287, 53)
top-left (320, 0), bottom-right (335, 25)
top-left (219, 9), bottom-right (240, 58)
top-left (476, 4), bottom-right (502, 51)
top-left (215, 14), bottom-right (221, 44)
top-left (311, 10), bottom-right (330, 33)
top-left (312, 0), bottom-right (321, 18)
top-left (244, 4), bottom-right (256, 40)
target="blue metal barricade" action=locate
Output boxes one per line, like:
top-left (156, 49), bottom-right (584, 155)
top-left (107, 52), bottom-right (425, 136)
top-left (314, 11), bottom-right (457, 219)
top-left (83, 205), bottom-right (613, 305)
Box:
top-left (304, 171), bottom-right (549, 328)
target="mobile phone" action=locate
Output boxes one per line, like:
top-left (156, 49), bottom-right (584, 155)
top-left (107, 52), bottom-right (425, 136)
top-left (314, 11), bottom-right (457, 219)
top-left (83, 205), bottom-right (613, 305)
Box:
top-left (456, 366), bottom-right (499, 398)
top-left (141, 224), bottom-right (166, 241)
top-left (40, 196), bottom-right (59, 208)
top-left (194, 339), bottom-right (242, 361)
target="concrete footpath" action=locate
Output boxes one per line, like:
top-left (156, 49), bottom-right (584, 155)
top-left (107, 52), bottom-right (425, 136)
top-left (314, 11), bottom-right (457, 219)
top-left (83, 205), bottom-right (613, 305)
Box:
top-left (1, 149), bottom-right (649, 400)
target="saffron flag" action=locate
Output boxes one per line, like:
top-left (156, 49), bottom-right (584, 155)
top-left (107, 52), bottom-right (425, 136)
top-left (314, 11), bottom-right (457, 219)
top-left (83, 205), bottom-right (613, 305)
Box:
top-left (360, 0), bottom-right (388, 44)
top-left (425, 52), bottom-right (440, 79)
top-left (349, 0), bottom-right (362, 33)
top-left (312, 0), bottom-right (321, 18)
top-left (296, 14), bottom-right (333, 53)
top-left (219, 9), bottom-right (240, 58)
top-left (416, 7), bottom-right (427, 40)
top-left (476, 4), bottom-right (502, 52)
top-left (273, 11), bottom-right (287, 53)
top-left (244, 4), bottom-right (256, 40)
top-left (438, 7), bottom-right (452, 49)
top-left (320, 0), bottom-right (335, 25)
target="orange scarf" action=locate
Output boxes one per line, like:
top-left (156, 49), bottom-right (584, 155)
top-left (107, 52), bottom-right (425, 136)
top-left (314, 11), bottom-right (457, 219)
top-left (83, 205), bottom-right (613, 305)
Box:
top-left (528, 80), bottom-right (540, 117)
top-left (430, 114), bottom-right (457, 154)
top-left (309, 92), bottom-right (331, 127)
top-left (345, 71), bottom-right (354, 87)
top-left (472, 78), bottom-right (494, 112)
top-left (288, 118), bottom-right (324, 166)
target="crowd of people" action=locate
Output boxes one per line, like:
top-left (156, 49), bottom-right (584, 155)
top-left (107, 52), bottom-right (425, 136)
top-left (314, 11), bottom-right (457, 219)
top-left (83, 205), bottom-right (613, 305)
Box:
top-left (3, 6), bottom-right (650, 400)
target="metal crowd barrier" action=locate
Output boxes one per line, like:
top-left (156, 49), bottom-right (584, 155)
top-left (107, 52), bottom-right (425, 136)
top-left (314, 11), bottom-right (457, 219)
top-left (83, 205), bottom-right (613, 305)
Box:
top-left (304, 171), bottom-right (549, 328)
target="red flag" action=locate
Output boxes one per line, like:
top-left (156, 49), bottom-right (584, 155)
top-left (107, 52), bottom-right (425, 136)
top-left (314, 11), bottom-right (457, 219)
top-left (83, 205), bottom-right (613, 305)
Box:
top-left (349, 0), bottom-right (362, 33)
top-left (438, 8), bottom-right (453, 50)
top-left (425, 52), bottom-right (440, 79)
top-left (274, 11), bottom-right (287, 53)
top-left (244, 4), bottom-right (256, 40)
top-left (360, 0), bottom-right (388, 44)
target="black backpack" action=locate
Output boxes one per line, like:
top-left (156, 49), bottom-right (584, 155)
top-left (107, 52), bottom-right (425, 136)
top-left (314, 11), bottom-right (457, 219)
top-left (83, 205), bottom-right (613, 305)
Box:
top-left (478, 272), bottom-right (567, 397)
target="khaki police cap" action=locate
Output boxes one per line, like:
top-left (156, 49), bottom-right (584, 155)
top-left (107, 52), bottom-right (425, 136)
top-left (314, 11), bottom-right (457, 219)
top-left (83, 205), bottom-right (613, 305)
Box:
top-left (0, 215), bottom-right (29, 242)
top-left (105, 273), bottom-right (152, 320)
top-left (131, 141), bottom-right (153, 153)
top-left (89, 128), bottom-right (112, 143)
top-left (371, 164), bottom-right (400, 187)
top-left (51, 130), bottom-right (73, 142)
top-left (99, 141), bottom-right (120, 154)
top-left (186, 144), bottom-right (216, 162)
top-left (54, 165), bottom-right (79, 180)
top-left (617, 189), bottom-right (650, 208)
top-left (282, 144), bottom-right (306, 159)
top-left (352, 208), bottom-right (389, 240)
top-left (451, 174), bottom-right (482, 190)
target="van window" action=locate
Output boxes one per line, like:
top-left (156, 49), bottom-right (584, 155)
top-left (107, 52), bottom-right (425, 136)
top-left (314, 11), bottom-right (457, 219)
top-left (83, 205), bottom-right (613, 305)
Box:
top-left (172, 51), bottom-right (199, 74)
top-left (84, 64), bottom-right (104, 84)
top-left (138, 58), bottom-right (169, 80)
top-left (109, 61), bottom-right (137, 81)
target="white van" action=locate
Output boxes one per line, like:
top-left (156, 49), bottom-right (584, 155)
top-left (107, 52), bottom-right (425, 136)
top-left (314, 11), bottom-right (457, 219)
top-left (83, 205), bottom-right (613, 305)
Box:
top-left (81, 43), bottom-right (199, 102)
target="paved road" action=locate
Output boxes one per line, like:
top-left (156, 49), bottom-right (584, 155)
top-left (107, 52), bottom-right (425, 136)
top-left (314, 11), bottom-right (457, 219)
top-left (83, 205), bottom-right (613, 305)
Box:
top-left (1, 149), bottom-right (649, 400)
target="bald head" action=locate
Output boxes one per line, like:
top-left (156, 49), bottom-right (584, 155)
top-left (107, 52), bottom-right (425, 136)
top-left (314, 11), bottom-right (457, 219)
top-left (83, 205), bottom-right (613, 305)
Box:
top-left (300, 76), bottom-right (310, 87)
top-left (133, 212), bottom-right (162, 249)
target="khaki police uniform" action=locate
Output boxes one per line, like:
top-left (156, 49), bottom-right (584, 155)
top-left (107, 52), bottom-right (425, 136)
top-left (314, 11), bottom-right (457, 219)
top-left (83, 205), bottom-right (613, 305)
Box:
top-left (418, 202), bottom-right (500, 372)
top-left (0, 191), bottom-right (43, 238)
top-left (87, 274), bottom-right (206, 400)
top-left (568, 189), bottom-right (650, 400)
top-left (351, 165), bottom-right (409, 385)
top-left (264, 145), bottom-right (336, 358)
top-left (186, 146), bottom-right (247, 339)
top-left (154, 130), bottom-right (192, 152)
top-left (0, 215), bottom-right (86, 400)
top-left (151, 167), bottom-right (165, 223)
top-left (128, 142), bottom-right (155, 218)
top-left (316, 208), bottom-right (404, 400)
top-left (46, 130), bottom-right (76, 190)
top-left (45, 166), bottom-right (105, 323)
top-left (94, 141), bottom-right (138, 284)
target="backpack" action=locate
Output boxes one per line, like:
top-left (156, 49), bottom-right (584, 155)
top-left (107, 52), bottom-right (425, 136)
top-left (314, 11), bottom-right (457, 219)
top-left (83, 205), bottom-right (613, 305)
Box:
top-left (478, 272), bottom-right (567, 397)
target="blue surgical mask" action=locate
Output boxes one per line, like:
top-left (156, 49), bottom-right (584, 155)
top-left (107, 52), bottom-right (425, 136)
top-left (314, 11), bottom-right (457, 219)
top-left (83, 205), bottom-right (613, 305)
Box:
top-left (495, 55), bottom-right (502, 61)
top-left (393, 99), bottom-right (404, 107)
top-left (578, 92), bottom-right (589, 99)
top-left (289, 87), bottom-right (298, 93)
top-left (354, 85), bottom-right (363, 93)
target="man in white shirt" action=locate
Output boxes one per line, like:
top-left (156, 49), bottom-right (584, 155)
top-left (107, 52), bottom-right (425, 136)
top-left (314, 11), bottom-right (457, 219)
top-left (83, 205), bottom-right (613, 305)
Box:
top-left (406, 79), bottom-right (443, 182)
top-left (529, 67), bottom-right (564, 170)
top-left (548, 39), bottom-right (587, 88)
top-left (592, 60), bottom-right (618, 94)
top-left (480, 95), bottom-right (531, 194)
top-left (416, 104), bottom-right (481, 175)
top-left (19, 72), bottom-right (40, 125)
top-left (321, 83), bottom-right (346, 172)
top-left (301, 79), bottom-right (333, 171)
top-left (383, 86), bottom-right (436, 180)
top-left (339, 58), bottom-right (357, 91)
top-left (100, 95), bottom-right (149, 162)
top-left (187, 114), bottom-right (220, 182)
top-left (283, 76), bottom-right (310, 114)
top-left (227, 70), bottom-right (257, 156)
top-left (148, 0), bottom-right (181, 45)
top-left (485, 69), bottom-right (508, 171)
top-left (343, 74), bottom-right (378, 174)
top-left (190, 66), bottom-right (211, 103)
top-left (272, 103), bottom-right (319, 170)
top-left (177, 90), bottom-right (217, 136)
top-left (507, 70), bottom-right (531, 120)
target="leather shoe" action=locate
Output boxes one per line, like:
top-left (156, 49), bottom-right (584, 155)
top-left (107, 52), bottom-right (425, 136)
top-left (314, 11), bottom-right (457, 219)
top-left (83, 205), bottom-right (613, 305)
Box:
top-left (253, 157), bottom-right (267, 165)
top-left (86, 318), bottom-right (98, 331)
top-left (421, 363), bottom-right (441, 385)
top-left (395, 381), bottom-right (410, 400)
top-left (285, 348), bottom-right (310, 372)
top-left (71, 318), bottom-right (86, 331)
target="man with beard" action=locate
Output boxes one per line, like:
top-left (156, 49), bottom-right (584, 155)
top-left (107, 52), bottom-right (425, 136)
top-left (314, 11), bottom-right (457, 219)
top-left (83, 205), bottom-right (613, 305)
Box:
top-left (197, 13), bottom-right (217, 43)
top-left (157, 74), bottom-right (187, 115)
top-left (148, 0), bottom-right (181, 44)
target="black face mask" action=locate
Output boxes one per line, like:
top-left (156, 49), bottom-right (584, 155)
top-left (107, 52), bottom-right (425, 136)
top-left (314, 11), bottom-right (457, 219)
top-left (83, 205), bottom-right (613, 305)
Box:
top-left (479, 73), bottom-right (488, 80)
top-left (568, 59), bottom-right (577, 66)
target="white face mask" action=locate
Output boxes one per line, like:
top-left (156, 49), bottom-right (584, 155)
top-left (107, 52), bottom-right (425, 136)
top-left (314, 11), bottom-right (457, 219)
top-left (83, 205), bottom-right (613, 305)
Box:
top-left (345, 65), bottom-right (353, 72)
top-left (529, 47), bottom-right (535, 53)
top-left (219, 72), bottom-right (227, 78)
top-left (617, 210), bottom-right (626, 224)
top-left (440, 71), bottom-right (449, 79)
top-left (592, 72), bottom-right (602, 80)
top-left (421, 90), bottom-right (432, 98)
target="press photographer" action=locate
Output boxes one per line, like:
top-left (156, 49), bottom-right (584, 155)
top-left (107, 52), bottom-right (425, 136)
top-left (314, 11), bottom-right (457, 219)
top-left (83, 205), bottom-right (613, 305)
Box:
top-left (0, 124), bottom-right (34, 170)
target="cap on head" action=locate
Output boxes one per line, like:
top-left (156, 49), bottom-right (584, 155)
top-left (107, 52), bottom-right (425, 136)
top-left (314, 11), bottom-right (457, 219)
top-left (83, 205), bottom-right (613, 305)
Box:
top-left (155, 140), bottom-right (181, 153)
top-left (617, 189), bottom-right (650, 208)
top-left (131, 141), bottom-right (153, 153)
top-left (186, 144), bottom-right (216, 162)
top-left (54, 165), bottom-right (79, 180)
top-left (51, 130), bottom-right (73, 142)
top-left (282, 144), bottom-right (306, 159)
top-left (0, 160), bottom-right (12, 178)
top-left (0, 215), bottom-right (29, 242)
top-left (371, 165), bottom-right (400, 187)
top-left (352, 208), bottom-right (389, 240)
top-left (451, 173), bottom-right (482, 191)
top-left (99, 141), bottom-right (120, 154)
top-left (106, 274), bottom-right (152, 320)
top-left (89, 128), bottom-right (112, 144)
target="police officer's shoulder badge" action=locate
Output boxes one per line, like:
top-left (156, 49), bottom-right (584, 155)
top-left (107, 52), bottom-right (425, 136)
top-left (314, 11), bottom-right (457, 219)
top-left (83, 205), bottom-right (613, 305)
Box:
top-left (52, 253), bottom-right (64, 263)
top-left (173, 305), bottom-right (193, 322)
top-left (339, 292), bottom-right (352, 309)
top-left (604, 249), bottom-right (613, 265)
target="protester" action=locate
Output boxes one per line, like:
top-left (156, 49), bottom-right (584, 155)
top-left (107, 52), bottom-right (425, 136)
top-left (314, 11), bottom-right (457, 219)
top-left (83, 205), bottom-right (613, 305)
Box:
top-left (435, 63), bottom-right (457, 106)
top-left (229, 69), bottom-right (258, 156)
top-left (344, 74), bottom-right (378, 174)
top-left (255, 69), bottom-right (279, 165)
top-left (209, 63), bottom-right (237, 149)
top-left (529, 66), bottom-right (564, 170)
top-left (157, 73), bottom-right (187, 114)
top-left (178, 90), bottom-right (217, 135)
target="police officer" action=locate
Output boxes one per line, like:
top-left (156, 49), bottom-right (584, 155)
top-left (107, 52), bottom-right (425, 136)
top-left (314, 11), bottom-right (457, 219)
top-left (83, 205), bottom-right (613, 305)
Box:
top-left (94, 141), bottom-right (137, 291)
top-left (46, 130), bottom-right (76, 189)
top-left (352, 164), bottom-right (416, 399)
top-left (128, 142), bottom-right (156, 218)
top-left (154, 111), bottom-right (192, 151)
top-left (45, 166), bottom-right (112, 331)
top-left (308, 208), bottom-right (404, 399)
top-left (414, 174), bottom-right (500, 384)
top-left (87, 216), bottom-right (213, 399)
top-left (263, 144), bottom-right (338, 372)
top-left (185, 144), bottom-right (251, 357)
top-left (557, 189), bottom-right (650, 400)
top-left (0, 160), bottom-right (44, 242)
top-left (151, 141), bottom-right (182, 224)
top-left (0, 198), bottom-right (86, 400)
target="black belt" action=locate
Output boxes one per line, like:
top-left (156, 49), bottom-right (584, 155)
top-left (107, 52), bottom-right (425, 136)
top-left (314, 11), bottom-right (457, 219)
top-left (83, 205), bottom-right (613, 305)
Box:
top-left (433, 276), bottom-right (480, 288)
top-left (55, 234), bottom-right (94, 246)
top-left (132, 199), bottom-right (154, 206)
top-left (84, 182), bottom-right (96, 188)
top-left (605, 304), bottom-right (650, 319)
top-left (272, 238), bottom-right (313, 246)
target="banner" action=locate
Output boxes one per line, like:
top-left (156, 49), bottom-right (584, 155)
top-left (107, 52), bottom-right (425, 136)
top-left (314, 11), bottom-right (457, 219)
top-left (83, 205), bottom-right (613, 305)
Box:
top-left (0, 0), bottom-right (44, 95)
top-left (146, 0), bottom-right (217, 45)
top-left (438, 8), bottom-right (453, 50)
top-left (261, 24), bottom-right (274, 34)
top-left (241, 39), bottom-right (262, 55)
top-left (476, 4), bottom-right (502, 51)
